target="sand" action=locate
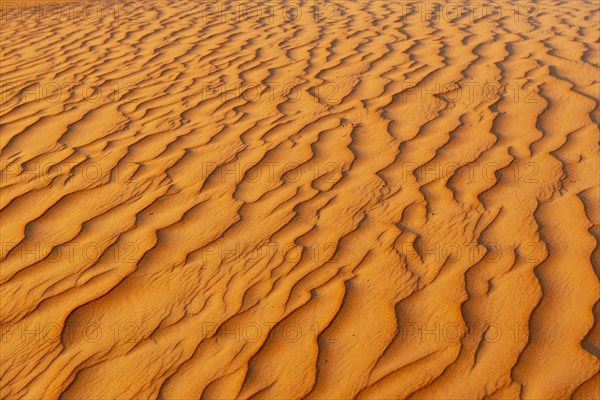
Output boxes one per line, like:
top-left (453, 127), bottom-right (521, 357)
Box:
top-left (1, 0), bottom-right (599, 398)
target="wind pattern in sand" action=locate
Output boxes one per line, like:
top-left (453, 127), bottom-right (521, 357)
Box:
top-left (1, 0), bottom-right (599, 398)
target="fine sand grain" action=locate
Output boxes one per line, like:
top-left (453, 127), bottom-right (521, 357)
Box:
top-left (1, 0), bottom-right (599, 398)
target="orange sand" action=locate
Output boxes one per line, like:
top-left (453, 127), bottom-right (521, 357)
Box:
top-left (1, 0), bottom-right (599, 398)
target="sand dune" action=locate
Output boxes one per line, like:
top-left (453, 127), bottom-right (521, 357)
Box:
top-left (1, 0), bottom-right (599, 398)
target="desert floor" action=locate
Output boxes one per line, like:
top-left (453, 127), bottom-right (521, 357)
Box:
top-left (1, 0), bottom-right (599, 399)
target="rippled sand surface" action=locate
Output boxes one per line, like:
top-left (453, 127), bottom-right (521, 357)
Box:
top-left (1, 0), bottom-right (599, 398)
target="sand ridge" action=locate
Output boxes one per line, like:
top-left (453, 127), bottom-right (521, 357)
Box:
top-left (0, 0), bottom-right (599, 399)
